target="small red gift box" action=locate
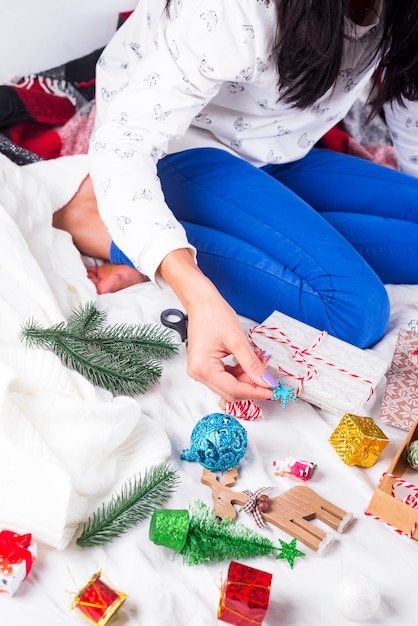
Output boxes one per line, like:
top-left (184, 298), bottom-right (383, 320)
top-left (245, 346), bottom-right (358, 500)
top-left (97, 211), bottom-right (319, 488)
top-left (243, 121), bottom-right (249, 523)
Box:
top-left (71, 570), bottom-right (128, 626)
top-left (218, 561), bottom-right (272, 626)
top-left (0, 529), bottom-right (37, 596)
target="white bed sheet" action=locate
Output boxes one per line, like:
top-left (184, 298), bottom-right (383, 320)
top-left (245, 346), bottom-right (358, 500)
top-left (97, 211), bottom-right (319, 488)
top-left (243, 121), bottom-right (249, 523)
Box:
top-left (0, 151), bottom-right (417, 626)
top-left (1, 3), bottom-right (418, 619)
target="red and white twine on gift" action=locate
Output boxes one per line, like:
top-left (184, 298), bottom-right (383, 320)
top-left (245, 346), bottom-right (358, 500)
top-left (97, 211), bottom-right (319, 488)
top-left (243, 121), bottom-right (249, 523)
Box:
top-left (248, 324), bottom-right (376, 400)
top-left (364, 509), bottom-right (418, 539)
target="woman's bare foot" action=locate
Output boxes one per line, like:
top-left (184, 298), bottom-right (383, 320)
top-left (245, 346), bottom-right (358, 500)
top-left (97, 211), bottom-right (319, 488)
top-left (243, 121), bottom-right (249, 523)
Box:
top-left (87, 264), bottom-right (149, 294)
top-left (54, 175), bottom-right (149, 293)
top-left (53, 175), bottom-right (112, 259)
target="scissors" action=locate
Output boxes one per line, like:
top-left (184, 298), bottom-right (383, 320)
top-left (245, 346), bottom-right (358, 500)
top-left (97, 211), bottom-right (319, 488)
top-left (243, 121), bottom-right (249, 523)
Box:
top-left (160, 308), bottom-right (188, 345)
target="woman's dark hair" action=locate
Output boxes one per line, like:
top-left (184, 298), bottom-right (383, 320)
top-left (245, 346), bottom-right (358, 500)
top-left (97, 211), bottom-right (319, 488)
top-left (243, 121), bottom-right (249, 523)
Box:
top-left (165, 0), bottom-right (418, 115)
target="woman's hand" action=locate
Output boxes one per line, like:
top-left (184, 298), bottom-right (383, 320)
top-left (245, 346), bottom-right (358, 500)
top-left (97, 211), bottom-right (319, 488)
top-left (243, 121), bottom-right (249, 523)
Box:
top-left (186, 296), bottom-right (277, 401)
top-left (158, 249), bottom-right (277, 401)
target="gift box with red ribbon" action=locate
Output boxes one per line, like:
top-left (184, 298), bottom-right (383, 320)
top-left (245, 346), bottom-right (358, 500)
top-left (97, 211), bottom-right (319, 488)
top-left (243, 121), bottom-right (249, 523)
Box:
top-left (218, 561), bottom-right (272, 626)
top-left (0, 530), bottom-right (37, 596)
top-left (248, 310), bottom-right (387, 416)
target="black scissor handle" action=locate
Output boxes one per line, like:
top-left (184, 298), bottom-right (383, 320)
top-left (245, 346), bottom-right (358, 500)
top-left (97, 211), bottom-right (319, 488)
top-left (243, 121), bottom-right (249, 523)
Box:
top-left (160, 308), bottom-right (188, 343)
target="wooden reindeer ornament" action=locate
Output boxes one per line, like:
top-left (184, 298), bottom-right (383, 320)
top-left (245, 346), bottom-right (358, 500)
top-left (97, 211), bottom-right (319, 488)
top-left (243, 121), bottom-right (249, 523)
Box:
top-left (201, 467), bottom-right (353, 554)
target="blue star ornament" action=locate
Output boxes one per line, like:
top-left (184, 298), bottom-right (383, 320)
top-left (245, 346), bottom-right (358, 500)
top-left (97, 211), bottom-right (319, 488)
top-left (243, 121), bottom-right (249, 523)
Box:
top-left (270, 381), bottom-right (298, 407)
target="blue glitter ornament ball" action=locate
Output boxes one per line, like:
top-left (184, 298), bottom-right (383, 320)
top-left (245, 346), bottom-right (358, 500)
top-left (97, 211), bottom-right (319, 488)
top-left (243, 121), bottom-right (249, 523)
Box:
top-left (180, 413), bottom-right (248, 471)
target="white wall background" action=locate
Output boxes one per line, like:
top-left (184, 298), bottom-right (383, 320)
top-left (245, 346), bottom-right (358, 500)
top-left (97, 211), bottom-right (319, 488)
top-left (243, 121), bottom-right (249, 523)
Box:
top-left (0, 0), bottom-right (139, 82)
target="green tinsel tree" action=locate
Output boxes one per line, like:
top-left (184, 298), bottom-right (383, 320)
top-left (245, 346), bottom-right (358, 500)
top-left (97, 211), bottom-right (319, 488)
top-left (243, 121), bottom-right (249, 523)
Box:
top-left (149, 500), bottom-right (304, 566)
top-left (77, 464), bottom-right (180, 547)
top-left (20, 301), bottom-right (178, 396)
top-left (184, 500), bottom-right (278, 565)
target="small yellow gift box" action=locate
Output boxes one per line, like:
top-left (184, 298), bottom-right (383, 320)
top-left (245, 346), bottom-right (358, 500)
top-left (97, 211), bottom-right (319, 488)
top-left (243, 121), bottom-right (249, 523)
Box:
top-left (329, 414), bottom-right (389, 467)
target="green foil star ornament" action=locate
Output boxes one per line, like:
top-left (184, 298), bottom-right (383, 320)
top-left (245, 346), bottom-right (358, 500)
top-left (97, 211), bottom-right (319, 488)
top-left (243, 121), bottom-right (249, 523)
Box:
top-left (270, 381), bottom-right (298, 407)
top-left (276, 537), bottom-right (305, 568)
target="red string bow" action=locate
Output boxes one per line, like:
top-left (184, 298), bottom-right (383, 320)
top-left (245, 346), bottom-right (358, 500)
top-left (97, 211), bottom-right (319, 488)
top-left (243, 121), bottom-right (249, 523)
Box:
top-left (0, 530), bottom-right (34, 576)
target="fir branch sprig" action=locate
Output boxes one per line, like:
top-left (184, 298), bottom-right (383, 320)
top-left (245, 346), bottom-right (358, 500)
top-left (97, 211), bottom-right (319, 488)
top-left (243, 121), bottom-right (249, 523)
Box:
top-left (19, 302), bottom-right (178, 396)
top-left (65, 302), bottom-right (178, 359)
top-left (77, 463), bottom-right (180, 547)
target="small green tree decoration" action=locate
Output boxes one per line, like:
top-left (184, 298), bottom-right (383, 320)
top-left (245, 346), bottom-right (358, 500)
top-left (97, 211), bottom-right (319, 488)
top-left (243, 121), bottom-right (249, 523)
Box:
top-left (20, 301), bottom-right (178, 395)
top-left (77, 463), bottom-right (180, 547)
top-left (149, 500), bottom-right (305, 566)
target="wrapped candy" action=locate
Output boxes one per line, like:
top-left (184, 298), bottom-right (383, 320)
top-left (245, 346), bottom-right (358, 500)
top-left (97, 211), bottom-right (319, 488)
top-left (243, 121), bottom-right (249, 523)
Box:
top-left (329, 413), bottom-right (389, 467)
top-left (218, 561), bottom-right (272, 626)
top-left (0, 530), bottom-right (37, 596)
top-left (71, 570), bottom-right (128, 625)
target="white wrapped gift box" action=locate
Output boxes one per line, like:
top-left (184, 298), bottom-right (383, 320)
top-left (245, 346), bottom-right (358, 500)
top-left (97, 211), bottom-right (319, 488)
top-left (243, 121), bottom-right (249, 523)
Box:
top-left (248, 311), bottom-right (388, 416)
top-left (0, 531), bottom-right (37, 596)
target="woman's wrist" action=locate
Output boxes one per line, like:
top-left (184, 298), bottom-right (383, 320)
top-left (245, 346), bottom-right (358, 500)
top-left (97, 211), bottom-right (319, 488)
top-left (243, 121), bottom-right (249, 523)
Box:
top-left (158, 248), bottom-right (222, 310)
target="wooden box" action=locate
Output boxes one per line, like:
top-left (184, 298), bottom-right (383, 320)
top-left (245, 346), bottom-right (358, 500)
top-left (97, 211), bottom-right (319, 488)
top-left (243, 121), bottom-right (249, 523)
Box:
top-left (365, 422), bottom-right (418, 539)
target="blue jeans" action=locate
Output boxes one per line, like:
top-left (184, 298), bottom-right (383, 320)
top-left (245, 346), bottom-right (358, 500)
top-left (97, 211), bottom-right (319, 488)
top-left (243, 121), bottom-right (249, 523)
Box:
top-left (110, 147), bottom-right (418, 348)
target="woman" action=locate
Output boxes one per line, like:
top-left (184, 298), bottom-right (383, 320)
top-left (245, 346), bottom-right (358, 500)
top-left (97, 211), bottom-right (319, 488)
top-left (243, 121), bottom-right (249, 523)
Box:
top-left (54, 0), bottom-right (418, 402)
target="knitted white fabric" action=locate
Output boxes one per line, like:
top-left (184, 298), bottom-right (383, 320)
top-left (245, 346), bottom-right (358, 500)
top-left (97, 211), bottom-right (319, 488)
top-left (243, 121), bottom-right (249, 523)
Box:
top-left (0, 154), bottom-right (171, 549)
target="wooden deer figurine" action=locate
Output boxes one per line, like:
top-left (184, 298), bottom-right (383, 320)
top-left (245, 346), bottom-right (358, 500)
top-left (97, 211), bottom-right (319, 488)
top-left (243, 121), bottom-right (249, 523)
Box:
top-left (201, 467), bottom-right (353, 554)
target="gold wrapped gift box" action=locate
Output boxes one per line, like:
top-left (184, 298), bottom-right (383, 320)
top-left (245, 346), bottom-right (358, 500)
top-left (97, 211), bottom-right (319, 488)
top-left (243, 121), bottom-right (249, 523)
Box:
top-left (329, 413), bottom-right (389, 468)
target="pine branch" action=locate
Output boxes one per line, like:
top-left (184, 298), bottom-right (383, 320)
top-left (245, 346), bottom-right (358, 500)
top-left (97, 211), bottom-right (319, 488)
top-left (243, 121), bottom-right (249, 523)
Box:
top-left (69, 300), bottom-right (108, 335)
top-left (71, 302), bottom-right (179, 359)
top-left (90, 323), bottom-right (179, 359)
top-left (20, 302), bottom-right (178, 395)
top-left (76, 464), bottom-right (180, 547)
top-left (41, 332), bottom-right (164, 395)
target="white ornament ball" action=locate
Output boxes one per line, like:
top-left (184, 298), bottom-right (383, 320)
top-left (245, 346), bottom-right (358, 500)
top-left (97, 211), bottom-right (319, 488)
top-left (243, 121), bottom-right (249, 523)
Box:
top-left (333, 572), bottom-right (380, 621)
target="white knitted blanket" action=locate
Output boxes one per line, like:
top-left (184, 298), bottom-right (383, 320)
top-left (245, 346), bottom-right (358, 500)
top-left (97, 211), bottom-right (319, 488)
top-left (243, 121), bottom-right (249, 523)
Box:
top-left (0, 154), bottom-right (171, 549)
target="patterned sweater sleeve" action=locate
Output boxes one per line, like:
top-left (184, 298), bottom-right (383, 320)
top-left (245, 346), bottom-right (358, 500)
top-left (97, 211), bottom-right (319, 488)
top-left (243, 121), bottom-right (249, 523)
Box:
top-left (383, 98), bottom-right (418, 178)
top-left (89, 0), bottom-right (257, 283)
